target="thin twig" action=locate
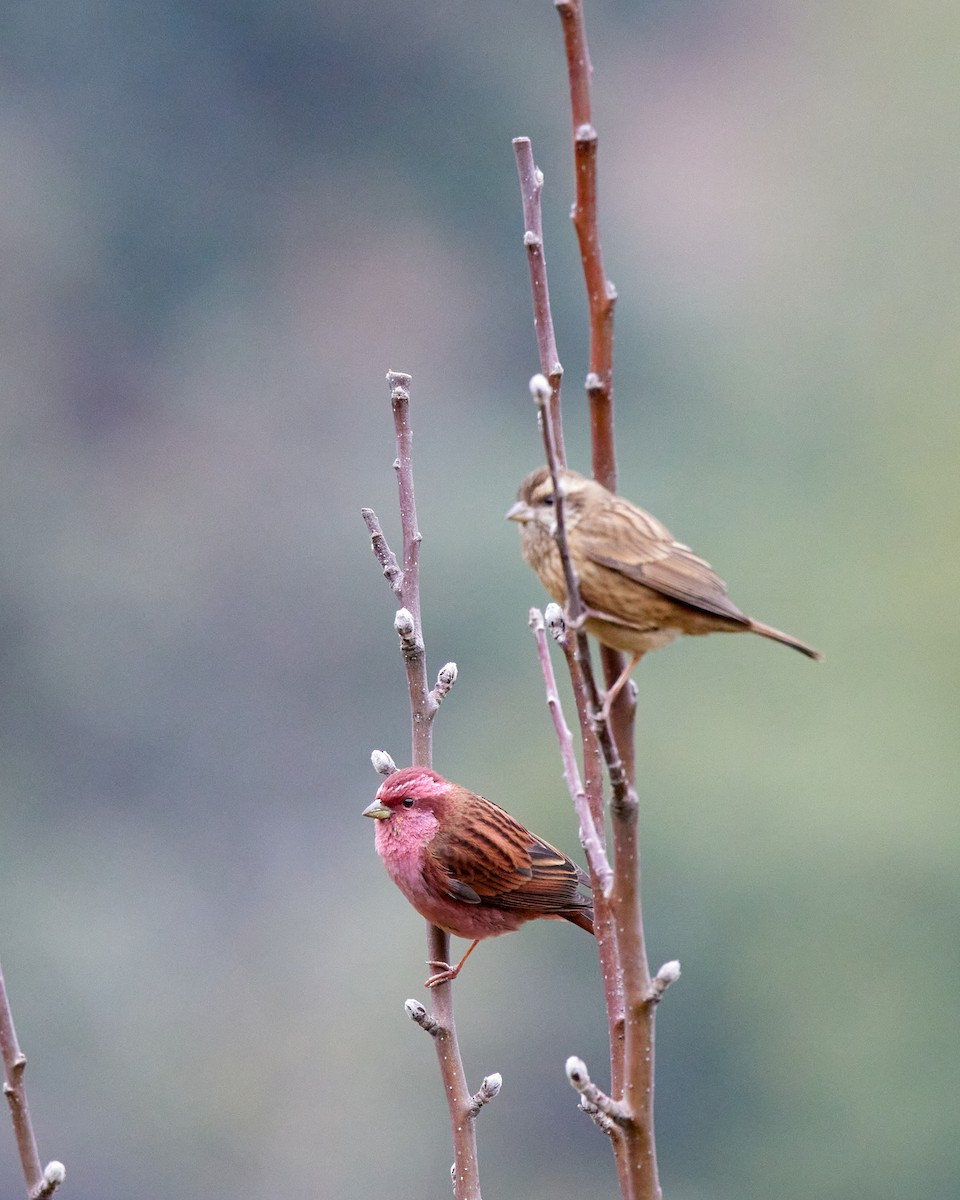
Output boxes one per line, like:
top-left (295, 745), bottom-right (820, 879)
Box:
top-left (405, 999), bottom-right (442, 1037)
top-left (544, 604), bottom-right (628, 1079)
top-left (529, 605), bottom-right (628, 1106)
top-left (430, 662), bottom-right (458, 707)
top-left (0, 959), bottom-right (65, 1199)
top-left (513, 137), bottom-right (566, 468)
top-left (566, 1056), bottom-right (629, 1125)
top-left (361, 508), bottom-right (403, 597)
top-left (364, 370), bottom-right (485, 1200)
top-left (467, 1074), bottom-right (503, 1118)
top-left (528, 608), bottom-right (610, 890)
top-left (533, 371), bottom-right (653, 1140)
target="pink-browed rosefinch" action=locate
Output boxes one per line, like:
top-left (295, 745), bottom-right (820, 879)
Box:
top-left (507, 466), bottom-right (822, 709)
top-left (363, 766), bottom-right (593, 988)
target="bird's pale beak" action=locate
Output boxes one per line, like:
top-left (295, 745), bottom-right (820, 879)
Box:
top-left (362, 800), bottom-right (391, 820)
top-left (505, 500), bottom-right (531, 523)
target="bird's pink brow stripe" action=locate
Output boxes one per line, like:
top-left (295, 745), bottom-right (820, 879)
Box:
top-left (386, 771), bottom-right (448, 800)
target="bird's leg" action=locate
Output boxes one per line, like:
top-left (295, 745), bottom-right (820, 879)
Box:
top-left (424, 939), bottom-right (480, 988)
top-left (598, 652), bottom-right (642, 722)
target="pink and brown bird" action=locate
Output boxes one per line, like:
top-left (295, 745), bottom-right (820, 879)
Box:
top-left (507, 466), bottom-right (822, 708)
top-left (363, 766), bottom-right (593, 987)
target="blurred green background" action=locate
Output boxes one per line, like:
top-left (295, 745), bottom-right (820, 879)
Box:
top-left (0, 1), bottom-right (957, 1197)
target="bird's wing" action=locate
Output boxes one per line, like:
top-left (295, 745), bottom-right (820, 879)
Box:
top-left (425, 800), bottom-right (590, 916)
top-left (574, 496), bottom-right (750, 624)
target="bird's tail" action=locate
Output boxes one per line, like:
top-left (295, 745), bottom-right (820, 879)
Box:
top-left (749, 619), bottom-right (823, 661)
top-left (564, 906), bottom-right (595, 935)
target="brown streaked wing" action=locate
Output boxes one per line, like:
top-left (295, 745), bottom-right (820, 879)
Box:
top-left (500, 840), bottom-right (592, 915)
top-left (426, 793), bottom-right (588, 915)
top-left (426, 793), bottom-right (535, 900)
top-left (574, 496), bottom-right (750, 624)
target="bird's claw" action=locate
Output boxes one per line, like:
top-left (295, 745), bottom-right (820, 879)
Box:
top-left (424, 960), bottom-right (459, 989)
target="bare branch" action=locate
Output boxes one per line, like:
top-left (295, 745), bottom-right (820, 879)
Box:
top-left (430, 662), bottom-right (458, 707)
top-left (0, 960), bottom-right (65, 1200)
top-left (513, 8), bottom-right (669, 1196)
top-left (380, 373), bottom-right (435, 766)
top-left (361, 507), bottom-right (403, 597)
top-left (363, 371), bottom-right (484, 1200)
top-left (529, 602), bottom-right (629, 1109)
top-left (529, 376), bottom-right (643, 1118)
top-left (555, 0), bottom-right (618, 491)
top-left (389, 372), bottom-right (423, 611)
top-left (467, 1073), bottom-right (503, 1118)
top-left (528, 607), bottom-right (610, 891)
top-left (514, 140), bottom-right (565, 467)
top-left (530, 374), bottom-right (632, 807)
top-left (405, 999), bottom-right (443, 1038)
top-left (566, 1056), bottom-right (628, 1125)
top-left (578, 1096), bottom-right (620, 1137)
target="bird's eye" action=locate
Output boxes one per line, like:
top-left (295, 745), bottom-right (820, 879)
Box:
top-left (541, 493), bottom-right (554, 506)
top-left (402, 796), bottom-right (415, 808)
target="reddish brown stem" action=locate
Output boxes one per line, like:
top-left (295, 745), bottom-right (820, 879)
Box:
top-left (364, 371), bottom-right (484, 1200)
top-left (512, 5), bottom-right (666, 1193)
top-left (609, 788), bottom-right (658, 1200)
top-left (565, 4), bottom-right (661, 1183)
top-left (532, 378), bottom-right (657, 1199)
top-left (556, 0), bottom-right (619, 492)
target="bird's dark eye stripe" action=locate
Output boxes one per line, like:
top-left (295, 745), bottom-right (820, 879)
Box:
top-left (402, 796), bottom-right (415, 808)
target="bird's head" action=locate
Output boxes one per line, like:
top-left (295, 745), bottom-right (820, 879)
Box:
top-left (363, 766), bottom-right (454, 826)
top-left (506, 466), bottom-right (596, 533)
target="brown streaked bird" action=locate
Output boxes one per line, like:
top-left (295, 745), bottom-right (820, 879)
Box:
top-left (507, 466), bottom-right (822, 709)
top-left (363, 766), bottom-right (593, 988)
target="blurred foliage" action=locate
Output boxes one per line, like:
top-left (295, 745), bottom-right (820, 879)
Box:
top-left (0, 1), bottom-right (957, 1197)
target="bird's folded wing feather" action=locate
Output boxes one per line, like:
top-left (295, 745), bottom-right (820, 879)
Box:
top-left (425, 802), bottom-right (589, 914)
top-left (575, 500), bottom-right (750, 624)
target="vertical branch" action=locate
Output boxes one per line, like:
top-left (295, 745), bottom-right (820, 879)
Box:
top-left (514, 137), bottom-right (566, 468)
top-left (527, 609), bottom-right (609, 886)
top-left (386, 372), bottom-right (436, 767)
top-left (511, 5), bottom-right (675, 1197)
top-left (391, 383), bottom-right (423, 628)
top-left (555, 0), bottom-right (635, 750)
top-left (555, 3), bottom-right (663, 1193)
top-left (529, 608), bottom-right (623, 1070)
top-left (363, 371), bottom-right (484, 1200)
top-left (555, 0), bottom-right (618, 492)
top-left (0, 960), bottom-right (65, 1200)
top-left (533, 377), bottom-right (660, 1199)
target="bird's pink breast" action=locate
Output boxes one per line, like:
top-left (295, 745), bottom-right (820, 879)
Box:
top-left (373, 809), bottom-right (530, 940)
